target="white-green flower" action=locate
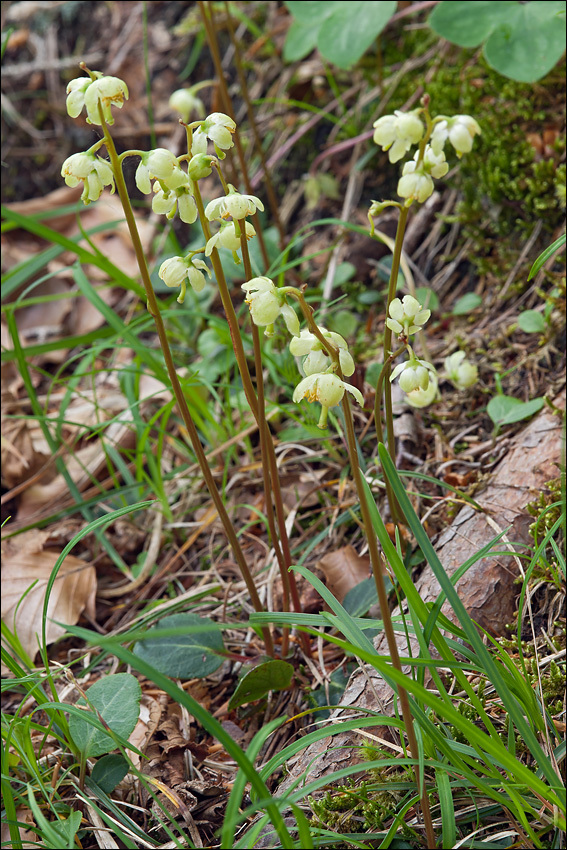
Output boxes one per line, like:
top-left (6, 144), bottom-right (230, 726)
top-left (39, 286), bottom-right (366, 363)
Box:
top-left (158, 256), bottom-right (210, 303)
top-left (205, 221), bottom-right (256, 258)
top-left (444, 351), bottom-right (478, 389)
top-left (152, 182), bottom-right (197, 224)
top-left (82, 75), bottom-right (129, 125)
top-left (66, 76), bottom-right (93, 118)
top-left (431, 115), bottom-right (481, 158)
top-left (293, 372), bottom-right (364, 428)
top-left (406, 372), bottom-right (439, 408)
top-left (61, 151), bottom-right (115, 204)
top-left (169, 87), bottom-right (205, 122)
top-left (386, 295), bottom-right (430, 337)
top-left (373, 110), bottom-right (424, 163)
top-left (397, 145), bottom-right (448, 204)
top-left (289, 328), bottom-right (355, 376)
top-left (192, 112), bottom-right (236, 157)
top-left (135, 148), bottom-right (184, 194)
top-left (241, 277), bottom-right (299, 336)
top-left (205, 188), bottom-right (264, 221)
top-left (390, 354), bottom-right (436, 393)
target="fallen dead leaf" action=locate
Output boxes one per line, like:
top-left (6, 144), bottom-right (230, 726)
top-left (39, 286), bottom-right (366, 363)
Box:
top-left (1, 531), bottom-right (96, 668)
top-left (317, 545), bottom-right (370, 603)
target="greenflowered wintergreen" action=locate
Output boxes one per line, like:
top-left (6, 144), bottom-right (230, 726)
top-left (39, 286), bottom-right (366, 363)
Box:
top-left (445, 350), bottom-right (479, 389)
top-left (152, 182), bottom-right (197, 224)
top-left (293, 373), bottom-right (364, 429)
top-left (390, 352), bottom-right (436, 393)
top-left (241, 277), bottom-right (300, 336)
top-left (397, 145), bottom-right (448, 205)
top-left (74, 74), bottom-right (129, 125)
top-left (386, 295), bottom-right (431, 337)
top-left (205, 220), bottom-right (255, 261)
top-left (373, 109), bottom-right (424, 163)
top-left (135, 148), bottom-right (185, 194)
top-left (188, 154), bottom-right (216, 181)
top-left (61, 151), bottom-right (115, 203)
top-left (205, 188), bottom-right (264, 221)
top-left (431, 114), bottom-right (481, 158)
top-left (289, 328), bottom-right (355, 376)
top-left (65, 76), bottom-right (94, 118)
top-left (158, 256), bottom-right (210, 303)
top-left (169, 87), bottom-right (206, 122)
top-left (191, 112), bottom-right (236, 157)
top-left (406, 372), bottom-right (439, 408)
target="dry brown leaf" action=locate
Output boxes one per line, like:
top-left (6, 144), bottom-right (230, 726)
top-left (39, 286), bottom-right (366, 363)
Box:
top-left (317, 545), bottom-right (370, 603)
top-left (0, 806), bottom-right (36, 849)
top-left (1, 533), bottom-right (96, 666)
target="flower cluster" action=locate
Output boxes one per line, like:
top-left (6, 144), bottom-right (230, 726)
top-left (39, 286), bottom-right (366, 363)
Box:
top-left (372, 104), bottom-right (480, 206)
top-left (66, 73), bottom-right (129, 125)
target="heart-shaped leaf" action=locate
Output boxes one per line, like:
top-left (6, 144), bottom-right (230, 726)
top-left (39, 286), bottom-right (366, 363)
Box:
top-left (284, 1), bottom-right (396, 68)
top-left (429, 1), bottom-right (566, 82)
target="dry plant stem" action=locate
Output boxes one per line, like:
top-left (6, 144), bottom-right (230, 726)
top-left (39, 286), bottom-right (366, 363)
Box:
top-left (341, 392), bottom-right (437, 849)
top-left (239, 229), bottom-right (312, 657)
top-left (100, 119), bottom-right (274, 658)
top-left (197, 0), bottom-right (271, 268)
top-left (222, 0), bottom-right (286, 246)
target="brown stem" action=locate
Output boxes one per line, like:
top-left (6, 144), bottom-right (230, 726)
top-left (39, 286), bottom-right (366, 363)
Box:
top-left (101, 120), bottom-right (273, 657)
top-left (341, 391), bottom-right (436, 848)
top-left (197, 0), bottom-right (271, 269)
top-left (223, 0), bottom-right (285, 247)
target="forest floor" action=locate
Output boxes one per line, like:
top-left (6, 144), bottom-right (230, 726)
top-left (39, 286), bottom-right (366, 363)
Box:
top-left (1, 2), bottom-right (565, 848)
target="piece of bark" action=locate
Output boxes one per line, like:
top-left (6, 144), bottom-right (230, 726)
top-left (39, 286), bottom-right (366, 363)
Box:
top-left (278, 392), bottom-right (565, 794)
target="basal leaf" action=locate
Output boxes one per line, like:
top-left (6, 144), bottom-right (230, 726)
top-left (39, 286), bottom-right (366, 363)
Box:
top-left (429, 1), bottom-right (566, 82)
top-left (517, 310), bottom-right (545, 334)
top-left (317, 1), bottom-right (396, 69)
top-left (228, 660), bottom-right (294, 709)
top-left (133, 612), bottom-right (224, 678)
top-left (69, 673), bottom-right (141, 757)
top-left (452, 292), bottom-right (482, 315)
top-left (487, 395), bottom-right (544, 426)
top-left (90, 754), bottom-right (130, 794)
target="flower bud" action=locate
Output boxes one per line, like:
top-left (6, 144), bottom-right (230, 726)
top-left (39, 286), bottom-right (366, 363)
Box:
top-left (444, 351), bottom-right (478, 389)
top-left (188, 154), bottom-right (215, 181)
top-left (169, 87), bottom-right (205, 122)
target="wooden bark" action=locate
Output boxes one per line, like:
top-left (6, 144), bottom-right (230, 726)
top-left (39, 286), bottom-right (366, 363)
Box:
top-left (278, 392), bottom-right (565, 794)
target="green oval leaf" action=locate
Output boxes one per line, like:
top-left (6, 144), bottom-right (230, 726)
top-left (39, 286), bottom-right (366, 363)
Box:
top-left (69, 673), bottom-right (141, 757)
top-left (91, 754), bottom-right (130, 793)
top-left (487, 395), bottom-right (544, 426)
top-left (133, 613), bottom-right (224, 679)
top-left (452, 293), bottom-right (483, 315)
top-left (228, 660), bottom-right (294, 710)
top-left (517, 310), bottom-right (546, 333)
